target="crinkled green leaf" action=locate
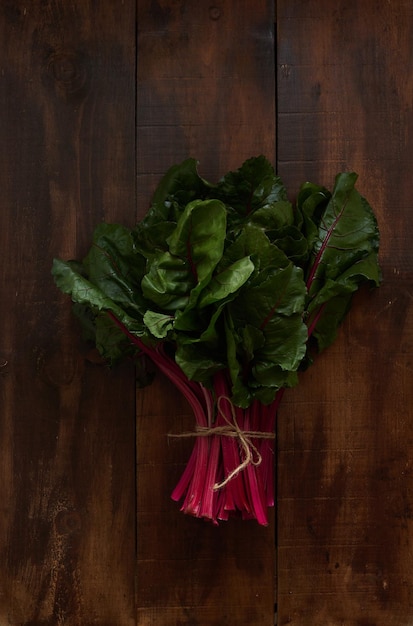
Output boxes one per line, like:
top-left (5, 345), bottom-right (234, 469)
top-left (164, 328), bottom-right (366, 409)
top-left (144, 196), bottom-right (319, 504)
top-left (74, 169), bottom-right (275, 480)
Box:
top-left (141, 252), bottom-right (194, 311)
top-left (167, 199), bottom-right (226, 283)
top-left (252, 313), bottom-right (308, 377)
top-left (150, 157), bottom-right (211, 212)
top-left (142, 199), bottom-right (227, 311)
top-left (143, 310), bottom-right (174, 339)
top-left (231, 262), bottom-right (307, 324)
top-left (133, 159), bottom-right (212, 259)
top-left (198, 256), bottom-right (254, 308)
top-left (133, 220), bottom-right (176, 259)
top-left (175, 340), bottom-right (226, 382)
top-left (220, 225), bottom-right (290, 281)
top-left (297, 182), bottom-right (331, 250)
top-left (224, 262), bottom-right (308, 406)
top-left (267, 225), bottom-right (309, 265)
top-left (214, 155), bottom-right (288, 217)
top-left (246, 200), bottom-right (294, 231)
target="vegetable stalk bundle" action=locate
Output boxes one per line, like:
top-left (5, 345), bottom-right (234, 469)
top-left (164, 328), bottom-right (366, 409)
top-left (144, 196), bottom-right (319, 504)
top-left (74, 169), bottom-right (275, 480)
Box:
top-left (52, 156), bottom-right (381, 525)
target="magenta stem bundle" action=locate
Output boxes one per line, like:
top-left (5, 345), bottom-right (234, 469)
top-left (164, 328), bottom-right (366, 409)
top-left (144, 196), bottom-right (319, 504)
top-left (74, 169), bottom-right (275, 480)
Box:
top-left (108, 311), bottom-right (283, 525)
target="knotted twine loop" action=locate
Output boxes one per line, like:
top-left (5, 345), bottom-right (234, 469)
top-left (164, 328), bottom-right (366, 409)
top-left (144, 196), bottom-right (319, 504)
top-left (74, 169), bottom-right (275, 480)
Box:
top-left (168, 395), bottom-right (275, 490)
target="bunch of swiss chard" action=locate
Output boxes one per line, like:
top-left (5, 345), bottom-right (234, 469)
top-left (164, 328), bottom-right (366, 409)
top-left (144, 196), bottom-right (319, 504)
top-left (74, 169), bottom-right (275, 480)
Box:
top-left (52, 156), bottom-right (381, 526)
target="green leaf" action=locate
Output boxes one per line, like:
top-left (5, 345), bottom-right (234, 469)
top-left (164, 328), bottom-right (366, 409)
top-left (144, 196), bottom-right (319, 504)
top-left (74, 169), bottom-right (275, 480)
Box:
top-left (214, 155), bottom-right (287, 217)
top-left (247, 200), bottom-right (294, 231)
top-left (141, 252), bottom-right (194, 311)
top-left (304, 172), bottom-right (381, 352)
top-left (142, 199), bottom-right (227, 311)
top-left (224, 262), bottom-right (308, 405)
top-left (175, 340), bottom-right (225, 382)
top-left (231, 262), bottom-right (307, 324)
top-left (198, 256), bottom-right (254, 308)
top-left (297, 183), bottom-right (331, 240)
top-left (220, 224), bottom-right (290, 281)
top-left (83, 223), bottom-right (147, 316)
top-left (52, 258), bottom-right (143, 335)
top-left (133, 159), bottom-right (212, 258)
top-left (307, 252), bottom-right (381, 351)
top-left (167, 199), bottom-right (226, 283)
top-left (150, 158), bottom-right (211, 211)
top-left (306, 173), bottom-right (380, 294)
top-left (143, 310), bottom-right (175, 339)
top-left (94, 311), bottom-right (137, 364)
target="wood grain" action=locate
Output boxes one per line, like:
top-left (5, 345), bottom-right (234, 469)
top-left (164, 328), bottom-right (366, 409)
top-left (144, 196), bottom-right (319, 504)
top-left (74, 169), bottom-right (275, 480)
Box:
top-left (277, 1), bottom-right (413, 624)
top-left (136, 1), bottom-right (277, 624)
top-left (0, 2), bottom-right (137, 623)
top-left (1, 1), bottom-right (412, 624)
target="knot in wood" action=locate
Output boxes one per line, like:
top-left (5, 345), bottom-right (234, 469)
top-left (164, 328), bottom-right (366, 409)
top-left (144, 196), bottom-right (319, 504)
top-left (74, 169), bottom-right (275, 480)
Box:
top-left (208, 5), bottom-right (221, 20)
top-left (55, 510), bottom-right (82, 536)
top-left (47, 49), bottom-right (89, 100)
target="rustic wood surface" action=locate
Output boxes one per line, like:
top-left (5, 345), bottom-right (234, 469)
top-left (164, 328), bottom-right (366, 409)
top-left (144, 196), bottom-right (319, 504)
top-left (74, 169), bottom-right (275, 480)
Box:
top-left (277, 1), bottom-right (413, 624)
top-left (0, 0), bottom-right (412, 624)
top-left (0, 1), bottom-right (137, 623)
top-left (136, 1), bottom-right (277, 624)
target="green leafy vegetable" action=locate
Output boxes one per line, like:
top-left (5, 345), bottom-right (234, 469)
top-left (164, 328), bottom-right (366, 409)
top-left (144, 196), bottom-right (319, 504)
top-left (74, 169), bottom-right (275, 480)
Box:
top-left (52, 156), bottom-right (381, 525)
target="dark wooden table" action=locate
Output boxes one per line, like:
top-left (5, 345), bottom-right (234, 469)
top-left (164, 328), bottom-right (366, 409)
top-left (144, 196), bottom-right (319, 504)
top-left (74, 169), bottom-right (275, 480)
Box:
top-left (0, 1), bottom-right (412, 624)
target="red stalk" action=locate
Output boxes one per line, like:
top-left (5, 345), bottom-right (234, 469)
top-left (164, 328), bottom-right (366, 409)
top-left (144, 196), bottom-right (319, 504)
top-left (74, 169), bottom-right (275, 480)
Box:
top-left (213, 373), bottom-right (251, 515)
top-left (306, 302), bottom-right (327, 338)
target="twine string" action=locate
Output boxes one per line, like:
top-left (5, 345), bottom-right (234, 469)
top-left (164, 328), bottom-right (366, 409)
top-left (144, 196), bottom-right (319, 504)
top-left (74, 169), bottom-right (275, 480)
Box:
top-left (168, 395), bottom-right (275, 490)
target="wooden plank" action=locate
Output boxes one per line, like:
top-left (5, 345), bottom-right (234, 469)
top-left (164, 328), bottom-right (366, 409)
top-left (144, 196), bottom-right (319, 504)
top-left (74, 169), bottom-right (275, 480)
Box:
top-left (277, 1), bottom-right (413, 623)
top-left (0, 2), bottom-right (137, 623)
top-left (136, 1), bottom-right (276, 623)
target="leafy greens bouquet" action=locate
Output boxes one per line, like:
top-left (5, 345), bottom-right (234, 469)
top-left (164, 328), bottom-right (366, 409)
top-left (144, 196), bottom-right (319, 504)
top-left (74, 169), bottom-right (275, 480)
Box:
top-left (52, 156), bottom-right (381, 526)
